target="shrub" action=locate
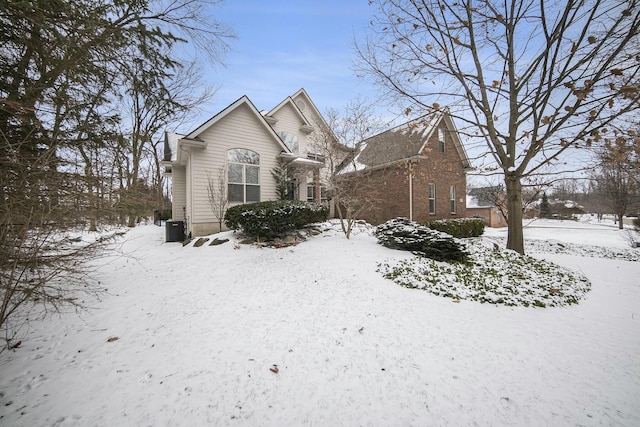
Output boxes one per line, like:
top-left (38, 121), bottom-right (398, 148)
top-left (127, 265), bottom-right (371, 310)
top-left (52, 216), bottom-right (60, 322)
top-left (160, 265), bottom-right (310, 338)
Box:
top-left (224, 200), bottom-right (328, 238)
top-left (375, 218), bottom-right (469, 262)
top-left (377, 239), bottom-right (592, 307)
top-left (422, 218), bottom-right (485, 238)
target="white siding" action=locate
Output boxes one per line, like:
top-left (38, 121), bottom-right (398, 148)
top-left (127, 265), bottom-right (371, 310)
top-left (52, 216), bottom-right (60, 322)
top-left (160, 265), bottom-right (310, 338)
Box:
top-left (171, 166), bottom-right (187, 221)
top-left (188, 103), bottom-right (283, 224)
top-left (271, 103), bottom-right (310, 155)
top-left (186, 158), bottom-right (192, 227)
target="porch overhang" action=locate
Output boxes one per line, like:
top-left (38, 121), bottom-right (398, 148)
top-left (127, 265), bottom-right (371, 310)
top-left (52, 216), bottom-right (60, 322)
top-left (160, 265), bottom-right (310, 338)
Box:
top-left (277, 152), bottom-right (324, 169)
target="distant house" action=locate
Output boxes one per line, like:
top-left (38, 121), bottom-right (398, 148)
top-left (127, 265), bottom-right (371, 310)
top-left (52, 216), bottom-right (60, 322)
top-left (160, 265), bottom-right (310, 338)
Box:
top-left (162, 89), bottom-right (340, 237)
top-left (337, 109), bottom-right (472, 225)
top-left (466, 189), bottom-right (506, 228)
top-left (548, 199), bottom-right (586, 219)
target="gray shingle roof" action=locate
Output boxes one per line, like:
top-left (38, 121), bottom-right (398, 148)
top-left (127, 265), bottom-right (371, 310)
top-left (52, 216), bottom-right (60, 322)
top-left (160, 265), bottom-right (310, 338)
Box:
top-left (339, 109), bottom-right (471, 173)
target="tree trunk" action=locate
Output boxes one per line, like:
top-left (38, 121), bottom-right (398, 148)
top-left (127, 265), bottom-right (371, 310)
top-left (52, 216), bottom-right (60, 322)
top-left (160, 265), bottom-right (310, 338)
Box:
top-left (505, 174), bottom-right (525, 254)
top-left (617, 213), bottom-right (625, 230)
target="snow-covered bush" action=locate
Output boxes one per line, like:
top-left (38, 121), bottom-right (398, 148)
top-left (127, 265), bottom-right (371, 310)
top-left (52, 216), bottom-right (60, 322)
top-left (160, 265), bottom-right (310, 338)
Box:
top-left (375, 218), bottom-right (469, 262)
top-left (224, 201), bottom-right (328, 239)
top-left (423, 218), bottom-right (485, 238)
top-left (378, 239), bottom-right (592, 307)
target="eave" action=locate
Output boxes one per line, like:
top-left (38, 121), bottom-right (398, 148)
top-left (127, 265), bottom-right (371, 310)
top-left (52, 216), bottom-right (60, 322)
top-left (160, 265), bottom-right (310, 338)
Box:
top-left (180, 137), bottom-right (207, 149)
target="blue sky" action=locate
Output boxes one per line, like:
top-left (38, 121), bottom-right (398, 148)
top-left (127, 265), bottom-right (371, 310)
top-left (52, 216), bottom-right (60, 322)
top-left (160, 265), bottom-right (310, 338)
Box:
top-left (188, 0), bottom-right (382, 130)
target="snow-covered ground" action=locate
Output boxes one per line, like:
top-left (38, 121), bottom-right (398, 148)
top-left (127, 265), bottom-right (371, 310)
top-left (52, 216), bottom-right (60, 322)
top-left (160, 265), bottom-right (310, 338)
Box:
top-left (1, 217), bottom-right (639, 426)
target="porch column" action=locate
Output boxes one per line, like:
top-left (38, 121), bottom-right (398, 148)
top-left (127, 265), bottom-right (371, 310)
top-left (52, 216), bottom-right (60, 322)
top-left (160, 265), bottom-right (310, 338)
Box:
top-left (313, 170), bottom-right (321, 203)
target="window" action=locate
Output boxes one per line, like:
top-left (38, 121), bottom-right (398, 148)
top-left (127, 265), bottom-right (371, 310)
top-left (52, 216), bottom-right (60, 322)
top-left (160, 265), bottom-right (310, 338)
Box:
top-left (450, 185), bottom-right (456, 213)
top-left (279, 131), bottom-right (299, 154)
top-left (438, 128), bottom-right (446, 152)
top-left (307, 184), bottom-right (328, 203)
top-left (428, 183), bottom-right (436, 214)
top-left (227, 149), bottom-right (260, 203)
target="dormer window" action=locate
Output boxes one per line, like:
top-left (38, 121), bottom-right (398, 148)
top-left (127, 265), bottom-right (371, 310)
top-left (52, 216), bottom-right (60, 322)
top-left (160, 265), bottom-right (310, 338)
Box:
top-left (279, 131), bottom-right (299, 154)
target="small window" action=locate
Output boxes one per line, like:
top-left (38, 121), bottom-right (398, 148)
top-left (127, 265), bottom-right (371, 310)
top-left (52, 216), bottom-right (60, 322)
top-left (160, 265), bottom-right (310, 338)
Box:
top-left (438, 128), bottom-right (446, 153)
top-left (450, 185), bottom-right (456, 213)
top-left (227, 148), bottom-right (260, 203)
top-left (428, 183), bottom-right (436, 214)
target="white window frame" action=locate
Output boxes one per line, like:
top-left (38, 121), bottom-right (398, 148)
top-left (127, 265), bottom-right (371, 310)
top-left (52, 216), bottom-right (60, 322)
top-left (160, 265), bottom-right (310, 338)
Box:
top-left (438, 128), bottom-right (446, 152)
top-left (307, 184), bottom-right (328, 203)
top-left (279, 131), bottom-right (299, 154)
top-left (428, 183), bottom-right (436, 214)
top-left (227, 149), bottom-right (260, 203)
top-left (450, 185), bottom-right (456, 213)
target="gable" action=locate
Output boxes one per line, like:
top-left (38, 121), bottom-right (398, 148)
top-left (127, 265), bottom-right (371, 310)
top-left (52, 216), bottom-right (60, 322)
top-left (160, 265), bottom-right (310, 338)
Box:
top-left (290, 88), bottom-right (323, 126)
top-left (268, 96), bottom-right (313, 131)
top-left (434, 113), bottom-right (471, 169)
top-left (342, 109), bottom-right (471, 173)
top-left (270, 102), bottom-right (310, 134)
top-left (184, 96), bottom-right (288, 153)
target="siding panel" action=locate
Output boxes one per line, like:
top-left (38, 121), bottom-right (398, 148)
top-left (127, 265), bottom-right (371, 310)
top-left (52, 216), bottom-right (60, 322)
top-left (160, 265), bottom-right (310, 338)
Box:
top-left (171, 166), bottom-right (186, 220)
top-left (188, 103), bottom-right (283, 223)
top-left (271, 103), bottom-right (310, 156)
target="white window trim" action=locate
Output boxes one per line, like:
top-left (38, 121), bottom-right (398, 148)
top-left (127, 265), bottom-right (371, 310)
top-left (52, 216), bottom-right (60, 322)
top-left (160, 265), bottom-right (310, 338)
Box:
top-left (227, 149), bottom-right (260, 203)
top-left (438, 128), bottom-right (446, 152)
top-left (428, 183), bottom-right (436, 214)
top-left (450, 185), bottom-right (456, 214)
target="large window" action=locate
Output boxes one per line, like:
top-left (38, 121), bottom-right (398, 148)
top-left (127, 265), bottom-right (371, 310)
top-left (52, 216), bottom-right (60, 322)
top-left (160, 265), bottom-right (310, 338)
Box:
top-left (428, 183), bottom-right (436, 214)
top-left (450, 185), bottom-right (456, 213)
top-left (279, 131), bottom-right (299, 154)
top-left (227, 149), bottom-right (260, 203)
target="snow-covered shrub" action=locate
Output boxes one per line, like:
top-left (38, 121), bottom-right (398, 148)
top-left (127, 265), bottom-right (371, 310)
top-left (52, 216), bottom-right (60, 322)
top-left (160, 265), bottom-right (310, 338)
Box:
top-left (422, 218), bottom-right (485, 238)
top-left (377, 239), bottom-right (592, 307)
top-left (375, 218), bottom-right (469, 262)
top-left (224, 201), bottom-right (328, 239)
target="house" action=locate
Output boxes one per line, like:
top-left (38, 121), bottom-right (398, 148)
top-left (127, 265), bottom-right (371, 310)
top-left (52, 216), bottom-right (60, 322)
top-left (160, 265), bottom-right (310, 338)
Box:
top-left (466, 189), bottom-right (506, 228)
top-left (163, 88), bottom-right (342, 237)
top-left (337, 109), bottom-right (472, 225)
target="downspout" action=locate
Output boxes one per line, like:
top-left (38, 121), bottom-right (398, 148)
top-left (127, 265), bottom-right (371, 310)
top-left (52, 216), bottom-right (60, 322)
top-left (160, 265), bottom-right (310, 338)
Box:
top-left (178, 143), bottom-right (191, 237)
top-left (409, 170), bottom-right (413, 221)
top-left (187, 149), bottom-right (192, 237)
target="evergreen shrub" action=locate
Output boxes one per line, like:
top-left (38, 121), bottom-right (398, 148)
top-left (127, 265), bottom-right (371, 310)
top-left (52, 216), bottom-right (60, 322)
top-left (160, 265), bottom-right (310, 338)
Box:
top-left (375, 218), bottom-right (469, 262)
top-left (224, 200), bottom-right (328, 238)
top-left (422, 218), bottom-right (485, 238)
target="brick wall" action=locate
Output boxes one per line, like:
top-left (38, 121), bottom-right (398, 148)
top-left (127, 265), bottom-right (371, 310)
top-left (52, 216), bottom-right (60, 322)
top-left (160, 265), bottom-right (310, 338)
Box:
top-left (345, 124), bottom-right (467, 225)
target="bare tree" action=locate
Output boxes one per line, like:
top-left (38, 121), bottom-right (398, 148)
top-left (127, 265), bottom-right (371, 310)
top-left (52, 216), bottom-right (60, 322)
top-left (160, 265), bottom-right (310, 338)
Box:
top-left (356, 0), bottom-right (640, 253)
top-left (206, 167), bottom-right (229, 232)
top-left (591, 128), bottom-right (640, 228)
top-left (0, 129), bottom-right (129, 348)
top-left (469, 176), bottom-right (547, 221)
top-left (0, 0), bottom-right (234, 342)
top-left (117, 59), bottom-right (219, 227)
top-left (310, 98), bottom-right (386, 238)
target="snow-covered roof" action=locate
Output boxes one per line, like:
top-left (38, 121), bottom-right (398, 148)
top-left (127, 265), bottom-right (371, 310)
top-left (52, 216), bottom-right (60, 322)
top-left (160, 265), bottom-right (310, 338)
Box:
top-left (163, 132), bottom-right (183, 163)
